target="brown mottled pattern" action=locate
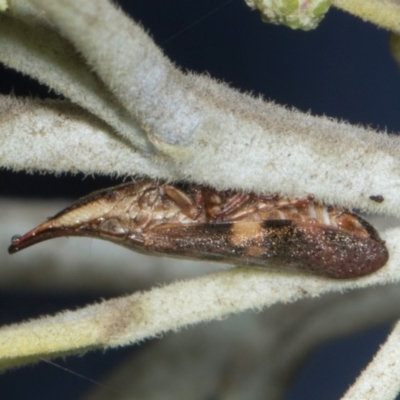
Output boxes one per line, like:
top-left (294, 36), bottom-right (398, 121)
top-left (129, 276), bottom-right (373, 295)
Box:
top-left (8, 179), bottom-right (389, 279)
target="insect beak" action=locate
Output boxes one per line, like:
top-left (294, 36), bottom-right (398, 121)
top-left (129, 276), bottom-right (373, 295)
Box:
top-left (8, 222), bottom-right (79, 254)
top-left (8, 188), bottom-right (123, 254)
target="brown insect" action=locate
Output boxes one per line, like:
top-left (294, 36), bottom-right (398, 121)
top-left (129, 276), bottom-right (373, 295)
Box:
top-left (8, 179), bottom-right (388, 279)
top-left (369, 195), bottom-right (384, 203)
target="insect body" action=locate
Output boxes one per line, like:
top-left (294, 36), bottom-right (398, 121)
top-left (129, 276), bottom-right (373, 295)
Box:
top-left (8, 179), bottom-right (388, 279)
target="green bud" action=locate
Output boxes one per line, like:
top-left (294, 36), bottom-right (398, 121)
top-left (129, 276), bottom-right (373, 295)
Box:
top-left (245, 0), bottom-right (331, 30)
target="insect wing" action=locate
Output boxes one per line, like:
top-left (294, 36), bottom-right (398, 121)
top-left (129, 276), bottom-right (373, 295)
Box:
top-left (137, 219), bottom-right (388, 279)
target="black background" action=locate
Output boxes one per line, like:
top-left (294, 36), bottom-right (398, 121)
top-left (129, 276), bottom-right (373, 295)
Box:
top-left (0, 1), bottom-right (399, 399)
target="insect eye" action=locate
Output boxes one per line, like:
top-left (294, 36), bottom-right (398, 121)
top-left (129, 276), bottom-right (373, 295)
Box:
top-left (99, 218), bottom-right (127, 240)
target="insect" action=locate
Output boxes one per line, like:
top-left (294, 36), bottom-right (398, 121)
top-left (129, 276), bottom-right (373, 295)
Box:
top-left (369, 195), bottom-right (384, 203)
top-left (8, 179), bottom-right (388, 279)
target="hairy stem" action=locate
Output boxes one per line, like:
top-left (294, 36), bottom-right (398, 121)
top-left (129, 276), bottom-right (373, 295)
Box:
top-left (333, 0), bottom-right (400, 32)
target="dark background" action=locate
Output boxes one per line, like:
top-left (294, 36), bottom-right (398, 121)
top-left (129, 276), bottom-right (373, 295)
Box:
top-left (0, 1), bottom-right (399, 399)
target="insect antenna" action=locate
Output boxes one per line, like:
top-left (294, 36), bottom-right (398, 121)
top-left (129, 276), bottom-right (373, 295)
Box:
top-left (40, 358), bottom-right (127, 397)
top-left (161, 0), bottom-right (234, 45)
